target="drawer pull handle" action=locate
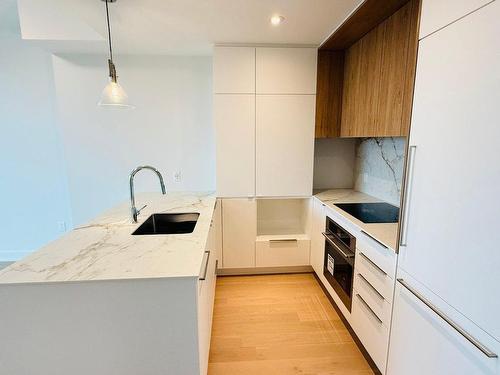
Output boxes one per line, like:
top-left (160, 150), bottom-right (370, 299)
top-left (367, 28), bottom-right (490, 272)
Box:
top-left (361, 230), bottom-right (388, 249)
top-left (398, 279), bottom-right (498, 359)
top-left (356, 293), bottom-right (383, 324)
top-left (359, 252), bottom-right (387, 276)
top-left (358, 273), bottom-right (385, 300)
top-left (269, 239), bottom-right (298, 243)
top-left (199, 251), bottom-right (210, 280)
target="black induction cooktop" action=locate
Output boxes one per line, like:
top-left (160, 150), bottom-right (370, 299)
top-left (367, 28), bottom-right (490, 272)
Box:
top-left (334, 202), bottom-right (399, 224)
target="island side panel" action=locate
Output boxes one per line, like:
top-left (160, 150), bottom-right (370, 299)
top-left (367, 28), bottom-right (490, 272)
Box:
top-left (0, 277), bottom-right (200, 375)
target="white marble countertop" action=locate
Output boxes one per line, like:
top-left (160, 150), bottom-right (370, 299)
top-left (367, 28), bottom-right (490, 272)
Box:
top-left (314, 189), bottom-right (399, 251)
top-left (0, 192), bottom-right (216, 284)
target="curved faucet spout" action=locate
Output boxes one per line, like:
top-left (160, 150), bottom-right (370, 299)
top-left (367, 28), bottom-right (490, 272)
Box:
top-left (129, 165), bottom-right (166, 222)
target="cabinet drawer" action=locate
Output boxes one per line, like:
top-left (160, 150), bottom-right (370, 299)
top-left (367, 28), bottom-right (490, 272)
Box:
top-left (354, 273), bottom-right (392, 326)
top-left (357, 235), bottom-right (397, 278)
top-left (256, 238), bottom-right (310, 267)
top-left (355, 252), bottom-right (396, 303)
top-left (352, 293), bottom-right (390, 373)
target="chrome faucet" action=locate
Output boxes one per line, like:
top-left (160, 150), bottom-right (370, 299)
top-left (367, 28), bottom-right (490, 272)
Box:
top-left (129, 165), bottom-right (166, 222)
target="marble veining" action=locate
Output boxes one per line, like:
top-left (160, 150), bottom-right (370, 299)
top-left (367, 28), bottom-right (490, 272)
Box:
top-left (354, 137), bottom-right (405, 206)
top-left (0, 192), bottom-right (216, 284)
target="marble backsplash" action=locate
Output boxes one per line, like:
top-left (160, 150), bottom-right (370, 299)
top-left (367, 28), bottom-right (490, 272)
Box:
top-left (354, 137), bottom-right (406, 206)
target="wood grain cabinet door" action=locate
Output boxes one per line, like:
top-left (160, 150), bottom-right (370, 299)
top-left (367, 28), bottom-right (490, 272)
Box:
top-left (340, 0), bottom-right (419, 137)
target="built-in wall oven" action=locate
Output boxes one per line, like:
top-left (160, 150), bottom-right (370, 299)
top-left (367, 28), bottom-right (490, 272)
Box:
top-left (322, 217), bottom-right (356, 311)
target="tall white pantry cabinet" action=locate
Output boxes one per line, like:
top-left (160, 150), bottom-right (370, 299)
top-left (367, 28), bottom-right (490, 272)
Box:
top-left (387, 1), bottom-right (500, 374)
top-left (213, 46), bottom-right (317, 198)
top-left (213, 46), bottom-right (317, 270)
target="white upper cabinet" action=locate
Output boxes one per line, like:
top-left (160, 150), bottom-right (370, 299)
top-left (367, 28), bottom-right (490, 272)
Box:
top-left (256, 48), bottom-right (317, 94)
top-left (214, 95), bottom-right (255, 197)
top-left (213, 47), bottom-right (255, 93)
top-left (419, 0), bottom-right (492, 39)
top-left (399, 0), bottom-right (500, 344)
top-left (256, 95), bottom-right (315, 197)
top-left (214, 46), bottom-right (317, 198)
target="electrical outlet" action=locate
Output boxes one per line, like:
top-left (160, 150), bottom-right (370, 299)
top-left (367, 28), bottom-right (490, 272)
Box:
top-left (58, 221), bottom-right (67, 233)
top-left (173, 171), bottom-right (182, 183)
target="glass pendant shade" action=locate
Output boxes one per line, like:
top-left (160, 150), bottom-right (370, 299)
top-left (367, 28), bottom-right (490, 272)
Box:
top-left (98, 78), bottom-right (134, 109)
top-left (98, 0), bottom-right (134, 109)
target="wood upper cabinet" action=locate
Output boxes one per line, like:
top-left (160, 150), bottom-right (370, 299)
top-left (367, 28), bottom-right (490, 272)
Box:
top-left (341, 0), bottom-right (420, 137)
top-left (315, 51), bottom-right (344, 138)
top-left (315, 0), bottom-right (420, 138)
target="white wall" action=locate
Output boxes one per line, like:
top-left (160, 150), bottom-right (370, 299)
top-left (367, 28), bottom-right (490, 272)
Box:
top-left (0, 34), bottom-right (73, 261)
top-left (313, 138), bottom-right (356, 190)
top-left (52, 54), bottom-right (214, 225)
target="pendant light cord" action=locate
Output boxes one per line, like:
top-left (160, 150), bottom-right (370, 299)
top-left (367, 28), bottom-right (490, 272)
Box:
top-left (105, 0), bottom-right (113, 62)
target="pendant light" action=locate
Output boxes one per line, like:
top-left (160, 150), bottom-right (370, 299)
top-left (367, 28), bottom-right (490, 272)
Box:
top-left (98, 0), bottom-right (134, 109)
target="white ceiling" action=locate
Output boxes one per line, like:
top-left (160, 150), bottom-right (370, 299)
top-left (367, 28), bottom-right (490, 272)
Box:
top-left (7, 0), bottom-right (363, 55)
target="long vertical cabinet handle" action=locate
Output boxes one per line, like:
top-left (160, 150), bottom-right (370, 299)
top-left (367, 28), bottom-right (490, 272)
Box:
top-left (398, 279), bottom-right (498, 359)
top-left (199, 251), bottom-right (210, 281)
top-left (399, 145), bottom-right (417, 247)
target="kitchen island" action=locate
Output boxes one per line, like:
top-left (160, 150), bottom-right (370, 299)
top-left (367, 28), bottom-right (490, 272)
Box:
top-left (0, 192), bottom-right (218, 375)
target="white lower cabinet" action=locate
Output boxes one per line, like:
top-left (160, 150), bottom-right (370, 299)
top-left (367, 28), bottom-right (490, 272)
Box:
top-left (197, 228), bottom-right (217, 375)
top-left (351, 292), bottom-right (390, 373)
top-left (353, 272), bottom-right (392, 326)
top-left (221, 198), bottom-right (256, 268)
top-left (351, 238), bottom-right (396, 374)
top-left (255, 237), bottom-right (310, 267)
top-left (387, 279), bottom-right (500, 375)
top-left (310, 198), bottom-right (326, 275)
top-left (355, 242), bottom-right (396, 304)
top-left (213, 199), bottom-right (222, 268)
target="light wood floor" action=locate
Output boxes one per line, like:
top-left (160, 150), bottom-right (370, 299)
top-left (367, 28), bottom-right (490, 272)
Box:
top-left (208, 273), bottom-right (374, 375)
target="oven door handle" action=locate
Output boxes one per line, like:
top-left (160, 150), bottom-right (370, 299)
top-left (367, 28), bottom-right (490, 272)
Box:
top-left (322, 232), bottom-right (355, 259)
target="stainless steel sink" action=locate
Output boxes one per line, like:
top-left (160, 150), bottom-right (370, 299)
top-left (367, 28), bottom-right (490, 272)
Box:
top-left (132, 213), bottom-right (199, 235)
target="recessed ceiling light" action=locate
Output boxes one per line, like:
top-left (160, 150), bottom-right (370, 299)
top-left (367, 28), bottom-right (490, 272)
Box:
top-left (270, 15), bottom-right (285, 26)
